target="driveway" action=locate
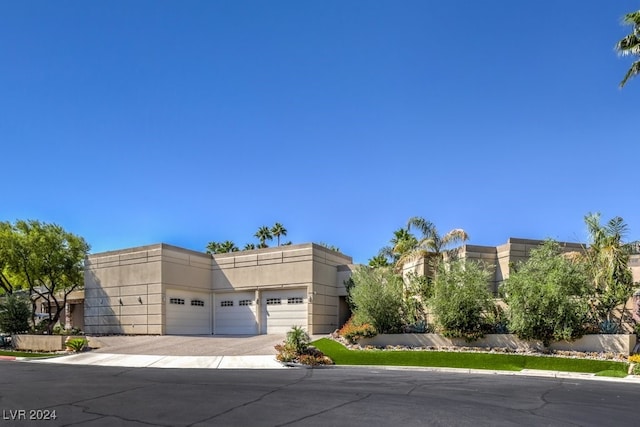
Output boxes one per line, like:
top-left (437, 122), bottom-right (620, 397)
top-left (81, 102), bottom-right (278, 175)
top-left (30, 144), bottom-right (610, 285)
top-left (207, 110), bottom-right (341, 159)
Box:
top-left (87, 334), bottom-right (286, 356)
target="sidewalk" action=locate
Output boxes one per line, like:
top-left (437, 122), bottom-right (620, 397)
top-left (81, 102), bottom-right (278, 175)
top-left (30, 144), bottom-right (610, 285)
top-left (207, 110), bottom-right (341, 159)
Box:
top-left (24, 352), bottom-right (285, 369)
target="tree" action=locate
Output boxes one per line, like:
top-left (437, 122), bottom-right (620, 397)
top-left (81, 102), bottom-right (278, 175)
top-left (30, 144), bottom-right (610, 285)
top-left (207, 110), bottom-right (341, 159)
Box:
top-left (0, 220), bottom-right (90, 334)
top-left (430, 260), bottom-right (494, 341)
top-left (616, 10), bottom-right (640, 88)
top-left (218, 240), bottom-right (239, 253)
top-left (394, 217), bottom-right (468, 272)
top-left (348, 266), bottom-right (405, 333)
top-left (271, 223), bottom-right (287, 246)
top-left (583, 213), bottom-right (634, 330)
top-left (205, 241), bottom-right (220, 254)
top-left (243, 243), bottom-right (256, 251)
top-left (503, 240), bottom-right (590, 347)
top-left (254, 226), bottom-right (273, 248)
top-left (0, 294), bottom-right (30, 334)
top-left (368, 254), bottom-right (390, 268)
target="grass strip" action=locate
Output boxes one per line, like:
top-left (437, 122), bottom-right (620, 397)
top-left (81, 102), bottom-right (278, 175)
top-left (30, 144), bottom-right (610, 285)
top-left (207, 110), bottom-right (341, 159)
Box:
top-left (312, 338), bottom-right (628, 377)
top-left (0, 350), bottom-right (58, 358)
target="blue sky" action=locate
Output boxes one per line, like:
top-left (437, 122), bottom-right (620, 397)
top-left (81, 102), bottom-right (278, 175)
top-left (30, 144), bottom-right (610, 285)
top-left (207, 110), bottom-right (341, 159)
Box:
top-left (2, 1), bottom-right (638, 264)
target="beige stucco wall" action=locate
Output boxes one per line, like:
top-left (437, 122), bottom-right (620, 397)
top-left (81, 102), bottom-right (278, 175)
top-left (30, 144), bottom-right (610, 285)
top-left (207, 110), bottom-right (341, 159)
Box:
top-left (85, 243), bottom-right (353, 335)
top-left (85, 244), bottom-right (166, 335)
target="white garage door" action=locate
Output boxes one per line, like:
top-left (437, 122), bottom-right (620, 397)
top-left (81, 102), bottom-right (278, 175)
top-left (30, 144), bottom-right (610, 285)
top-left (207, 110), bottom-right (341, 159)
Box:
top-left (214, 292), bottom-right (258, 335)
top-left (166, 290), bottom-right (211, 335)
top-left (261, 289), bottom-right (308, 334)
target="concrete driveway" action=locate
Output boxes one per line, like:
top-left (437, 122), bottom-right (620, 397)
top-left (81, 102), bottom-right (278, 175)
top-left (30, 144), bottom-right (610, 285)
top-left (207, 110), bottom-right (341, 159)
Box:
top-left (87, 334), bottom-right (286, 356)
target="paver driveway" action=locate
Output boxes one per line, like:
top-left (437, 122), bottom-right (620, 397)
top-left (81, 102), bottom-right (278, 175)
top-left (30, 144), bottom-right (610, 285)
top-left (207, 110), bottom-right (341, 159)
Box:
top-left (88, 334), bottom-right (287, 356)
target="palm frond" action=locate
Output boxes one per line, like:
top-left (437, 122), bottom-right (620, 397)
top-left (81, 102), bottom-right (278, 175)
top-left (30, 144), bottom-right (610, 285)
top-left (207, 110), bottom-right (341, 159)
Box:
top-left (620, 60), bottom-right (640, 87)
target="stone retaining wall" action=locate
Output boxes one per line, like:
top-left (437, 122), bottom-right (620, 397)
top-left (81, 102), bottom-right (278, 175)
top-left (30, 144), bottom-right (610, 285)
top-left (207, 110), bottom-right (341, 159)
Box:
top-left (358, 333), bottom-right (638, 355)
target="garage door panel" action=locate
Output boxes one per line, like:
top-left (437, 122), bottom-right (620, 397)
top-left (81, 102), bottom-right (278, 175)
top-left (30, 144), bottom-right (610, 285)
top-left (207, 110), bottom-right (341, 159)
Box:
top-left (261, 289), bottom-right (308, 334)
top-left (166, 290), bottom-right (211, 335)
top-left (214, 292), bottom-right (257, 335)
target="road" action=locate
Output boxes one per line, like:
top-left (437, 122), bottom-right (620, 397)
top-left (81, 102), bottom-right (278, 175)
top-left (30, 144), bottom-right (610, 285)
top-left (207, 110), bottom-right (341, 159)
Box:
top-left (1, 362), bottom-right (638, 426)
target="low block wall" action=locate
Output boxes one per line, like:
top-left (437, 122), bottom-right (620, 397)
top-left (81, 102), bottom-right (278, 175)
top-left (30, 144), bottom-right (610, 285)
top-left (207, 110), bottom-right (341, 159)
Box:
top-left (358, 334), bottom-right (637, 355)
top-left (13, 335), bottom-right (86, 352)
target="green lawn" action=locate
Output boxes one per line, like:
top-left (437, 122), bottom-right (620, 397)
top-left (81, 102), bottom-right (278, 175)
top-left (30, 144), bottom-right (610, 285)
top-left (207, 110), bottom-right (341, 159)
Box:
top-left (312, 338), bottom-right (629, 377)
top-left (0, 350), bottom-right (59, 358)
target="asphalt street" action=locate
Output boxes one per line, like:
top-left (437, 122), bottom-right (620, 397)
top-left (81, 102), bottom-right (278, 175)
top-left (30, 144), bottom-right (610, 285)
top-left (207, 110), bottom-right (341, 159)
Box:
top-left (1, 362), bottom-right (639, 426)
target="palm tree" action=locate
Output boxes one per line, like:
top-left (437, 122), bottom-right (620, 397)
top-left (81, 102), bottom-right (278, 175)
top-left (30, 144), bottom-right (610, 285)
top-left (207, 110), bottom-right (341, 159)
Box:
top-left (368, 254), bottom-right (390, 268)
top-left (616, 10), bottom-right (640, 88)
top-left (271, 223), bottom-right (287, 246)
top-left (584, 213), bottom-right (634, 326)
top-left (243, 243), bottom-right (256, 251)
top-left (254, 226), bottom-right (273, 249)
top-left (396, 216), bottom-right (469, 272)
top-left (205, 241), bottom-right (220, 254)
top-left (218, 240), bottom-right (239, 253)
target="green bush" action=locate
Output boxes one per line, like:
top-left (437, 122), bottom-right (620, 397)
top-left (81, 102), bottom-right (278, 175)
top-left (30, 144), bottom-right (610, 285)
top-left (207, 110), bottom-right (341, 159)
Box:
top-left (430, 260), bottom-right (494, 341)
top-left (503, 240), bottom-right (590, 347)
top-left (0, 294), bottom-right (31, 335)
top-left (348, 266), bottom-right (404, 333)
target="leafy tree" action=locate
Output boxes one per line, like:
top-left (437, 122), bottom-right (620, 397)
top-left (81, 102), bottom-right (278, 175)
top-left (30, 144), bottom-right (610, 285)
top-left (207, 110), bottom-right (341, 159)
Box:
top-left (254, 226), bottom-right (273, 248)
top-left (0, 220), bottom-right (90, 334)
top-left (271, 223), bottom-right (287, 246)
top-left (0, 294), bottom-right (31, 334)
top-left (430, 260), bottom-right (494, 341)
top-left (583, 213), bottom-right (634, 330)
top-left (616, 10), bottom-right (640, 88)
top-left (348, 266), bottom-right (404, 333)
top-left (503, 240), bottom-right (590, 347)
top-left (243, 243), bottom-right (256, 250)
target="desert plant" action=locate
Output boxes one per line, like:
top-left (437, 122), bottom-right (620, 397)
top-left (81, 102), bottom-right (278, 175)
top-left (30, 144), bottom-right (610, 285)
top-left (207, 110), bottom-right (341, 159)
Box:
top-left (348, 266), bottom-right (404, 333)
top-left (285, 326), bottom-right (310, 354)
top-left (503, 240), bottom-right (590, 347)
top-left (65, 338), bottom-right (87, 352)
top-left (430, 259), bottom-right (494, 341)
top-left (338, 318), bottom-right (377, 344)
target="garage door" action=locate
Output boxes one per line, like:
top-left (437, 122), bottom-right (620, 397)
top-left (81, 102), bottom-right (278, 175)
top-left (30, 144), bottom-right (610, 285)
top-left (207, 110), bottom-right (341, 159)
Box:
top-left (261, 289), bottom-right (308, 334)
top-left (166, 290), bottom-right (211, 335)
top-left (214, 292), bottom-right (258, 335)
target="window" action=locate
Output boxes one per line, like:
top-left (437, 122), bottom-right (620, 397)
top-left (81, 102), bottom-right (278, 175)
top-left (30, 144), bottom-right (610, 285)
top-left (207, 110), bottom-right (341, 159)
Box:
top-left (170, 298), bottom-right (185, 305)
top-left (220, 300), bottom-right (233, 307)
top-left (287, 297), bottom-right (304, 304)
top-left (239, 300), bottom-right (253, 306)
top-left (191, 299), bottom-right (205, 307)
top-left (266, 298), bottom-right (281, 305)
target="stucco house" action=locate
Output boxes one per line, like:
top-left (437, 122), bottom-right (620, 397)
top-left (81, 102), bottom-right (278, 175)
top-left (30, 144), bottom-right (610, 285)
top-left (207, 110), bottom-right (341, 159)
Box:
top-left (83, 243), bottom-right (354, 335)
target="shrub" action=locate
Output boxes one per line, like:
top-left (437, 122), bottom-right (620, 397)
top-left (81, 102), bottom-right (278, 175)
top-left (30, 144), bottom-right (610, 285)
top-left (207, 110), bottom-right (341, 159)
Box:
top-left (285, 326), bottom-right (310, 354)
top-left (628, 354), bottom-right (640, 364)
top-left (503, 240), bottom-right (590, 347)
top-left (338, 318), bottom-right (377, 344)
top-left (430, 260), bottom-right (494, 342)
top-left (0, 294), bottom-right (31, 335)
top-left (348, 266), bottom-right (404, 333)
top-left (275, 327), bottom-right (333, 366)
top-left (633, 363), bottom-right (640, 376)
top-left (65, 338), bottom-right (87, 352)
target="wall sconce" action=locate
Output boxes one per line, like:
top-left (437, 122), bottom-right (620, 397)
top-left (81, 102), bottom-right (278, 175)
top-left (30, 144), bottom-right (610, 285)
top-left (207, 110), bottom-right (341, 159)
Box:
top-left (138, 296), bottom-right (143, 304)
top-left (119, 298), bottom-right (123, 305)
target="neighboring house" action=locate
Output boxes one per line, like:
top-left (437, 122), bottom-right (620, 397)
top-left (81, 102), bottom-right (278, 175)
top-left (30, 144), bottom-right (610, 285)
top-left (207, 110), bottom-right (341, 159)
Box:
top-left (401, 238), bottom-right (587, 294)
top-left (32, 289), bottom-right (84, 331)
top-left (84, 243), bottom-right (355, 335)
